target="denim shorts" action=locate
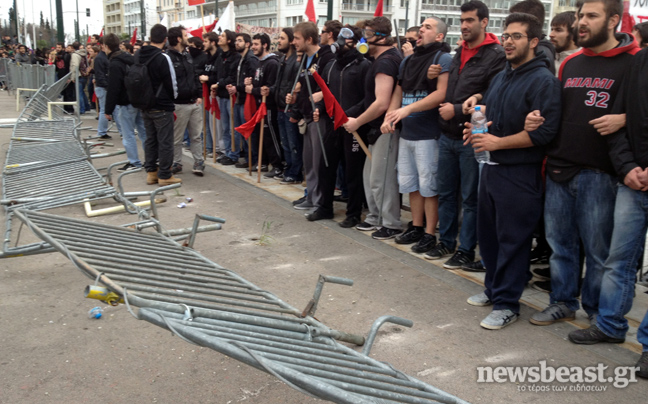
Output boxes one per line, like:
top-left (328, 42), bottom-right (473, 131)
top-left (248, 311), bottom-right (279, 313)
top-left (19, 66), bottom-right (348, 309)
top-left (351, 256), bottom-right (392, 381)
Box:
top-left (397, 138), bottom-right (439, 197)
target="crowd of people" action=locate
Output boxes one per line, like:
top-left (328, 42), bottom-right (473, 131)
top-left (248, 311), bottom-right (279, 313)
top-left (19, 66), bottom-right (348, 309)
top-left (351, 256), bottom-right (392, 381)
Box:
top-left (2, 0), bottom-right (647, 378)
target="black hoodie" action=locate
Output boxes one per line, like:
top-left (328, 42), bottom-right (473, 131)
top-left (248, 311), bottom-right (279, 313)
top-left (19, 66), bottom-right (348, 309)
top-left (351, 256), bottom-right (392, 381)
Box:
top-left (234, 50), bottom-right (258, 105)
top-left (136, 45), bottom-right (176, 112)
top-left (251, 52), bottom-right (280, 108)
top-left (167, 47), bottom-right (201, 103)
top-left (105, 50), bottom-right (133, 115)
top-left (319, 47), bottom-right (371, 119)
top-left (272, 51), bottom-right (299, 111)
top-left (212, 48), bottom-right (240, 99)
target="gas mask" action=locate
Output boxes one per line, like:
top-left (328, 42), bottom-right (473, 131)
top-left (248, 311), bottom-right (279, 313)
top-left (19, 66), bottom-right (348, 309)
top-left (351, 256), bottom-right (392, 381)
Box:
top-left (330, 27), bottom-right (369, 55)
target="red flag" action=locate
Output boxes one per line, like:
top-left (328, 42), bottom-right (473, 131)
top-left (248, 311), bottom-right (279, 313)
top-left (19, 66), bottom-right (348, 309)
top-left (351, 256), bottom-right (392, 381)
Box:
top-left (189, 20), bottom-right (217, 37)
top-left (374, 0), bottom-right (384, 17)
top-left (311, 71), bottom-right (348, 130)
top-left (210, 95), bottom-right (221, 120)
top-left (202, 83), bottom-right (211, 111)
top-left (235, 103), bottom-right (267, 140)
top-left (99, 28), bottom-right (104, 37)
top-left (92, 92), bottom-right (97, 103)
top-left (244, 94), bottom-right (257, 121)
top-left (87, 36), bottom-right (92, 43)
top-left (130, 28), bottom-right (138, 45)
top-left (187, 0), bottom-right (206, 5)
top-left (621, 2), bottom-right (636, 34)
top-left (305, 0), bottom-right (316, 23)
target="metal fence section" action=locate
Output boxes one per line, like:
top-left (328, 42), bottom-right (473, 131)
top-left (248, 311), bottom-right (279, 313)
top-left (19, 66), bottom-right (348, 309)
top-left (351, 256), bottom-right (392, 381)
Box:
top-left (0, 59), bottom-right (8, 88)
top-left (3, 61), bottom-right (56, 92)
top-left (16, 73), bottom-right (73, 122)
top-left (12, 208), bottom-right (471, 404)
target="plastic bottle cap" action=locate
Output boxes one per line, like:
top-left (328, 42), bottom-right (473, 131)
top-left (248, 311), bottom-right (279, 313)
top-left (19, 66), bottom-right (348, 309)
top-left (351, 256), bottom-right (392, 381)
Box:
top-left (95, 313), bottom-right (102, 319)
top-left (474, 106), bottom-right (481, 111)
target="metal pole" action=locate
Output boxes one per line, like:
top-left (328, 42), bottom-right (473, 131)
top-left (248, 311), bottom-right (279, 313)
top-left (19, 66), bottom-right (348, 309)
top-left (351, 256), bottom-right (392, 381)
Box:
top-left (140, 0), bottom-right (146, 41)
top-left (75, 0), bottom-right (79, 40)
top-left (55, 0), bottom-right (63, 43)
top-left (327, 0), bottom-right (333, 21)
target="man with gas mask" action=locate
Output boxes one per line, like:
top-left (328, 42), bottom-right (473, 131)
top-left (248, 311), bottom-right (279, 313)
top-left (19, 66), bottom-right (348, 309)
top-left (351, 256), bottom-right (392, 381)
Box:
top-left (343, 17), bottom-right (404, 239)
top-left (312, 25), bottom-right (372, 225)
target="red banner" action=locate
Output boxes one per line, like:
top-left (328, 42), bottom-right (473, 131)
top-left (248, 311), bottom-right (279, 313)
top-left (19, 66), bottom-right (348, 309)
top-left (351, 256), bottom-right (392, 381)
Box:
top-left (187, 0), bottom-right (206, 6)
top-left (311, 71), bottom-right (348, 130)
top-left (235, 103), bottom-right (267, 140)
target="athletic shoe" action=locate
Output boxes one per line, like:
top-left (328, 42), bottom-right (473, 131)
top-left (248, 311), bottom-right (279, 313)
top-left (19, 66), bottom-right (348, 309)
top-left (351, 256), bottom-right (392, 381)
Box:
top-left (480, 309), bottom-right (519, 330)
top-left (443, 250), bottom-right (474, 269)
top-left (461, 260), bottom-right (486, 272)
top-left (395, 226), bottom-right (424, 245)
top-left (371, 227), bottom-right (401, 240)
top-left (531, 280), bottom-right (552, 293)
top-left (220, 156), bottom-right (236, 165)
top-left (356, 222), bottom-right (377, 231)
top-left (424, 242), bottom-right (454, 260)
top-left (333, 194), bottom-right (349, 202)
top-left (117, 162), bottom-right (139, 172)
top-left (339, 216), bottom-right (360, 228)
top-left (636, 352), bottom-right (648, 379)
top-left (253, 165), bottom-right (269, 172)
top-left (171, 163), bottom-right (182, 174)
top-left (529, 303), bottom-right (575, 326)
top-left (235, 161), bottom-right (249, 169)
top-left (306, 209), bottom-right (334, 221)
top-left (192, 163), bottom-right (205, 177)
top-left (264, 167), bottom-right (283, 178)
top-left (292, 196), bottom-right (307, 206)
top-left (568, 325), bottom-right (625, 345)
top-left (411, 234), bottom-right (437, 254)
top-left (529, 247), bottom-right (550, 264)
top-left (467, 292), bottom-right (492, 307)
top-left (98, 134), bottom-right (112, 140)
top-left (531, 266), bottom-right (551, 280)
top-left (281, 177), bottom-right (301, 185)
top-left (294, 200), bottom-right (314, 210)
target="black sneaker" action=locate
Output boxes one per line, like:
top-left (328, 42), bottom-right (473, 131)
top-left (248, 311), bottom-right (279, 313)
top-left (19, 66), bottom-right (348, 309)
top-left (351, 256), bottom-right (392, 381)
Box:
top-left (371, 227), bottom-right (401, 240)
top-left (395, 226), bottom-right (424, 245)
top-left (568, 324), bottom-right (625, 345)
top-left (411, 233), bottom-right (437, 254)
top-left (220, 156), bottom-right (236, 166)
top-left (443, 250), bottom-right (475, 269)
top-left (171, 163), bottom-right (182, 174)
top-left (531, 280), bottom-right (552, 293)
top-left (98, 134), bottom-right (112, 140)
top-left (192, 163), bottom-right (205, 177)
top-left (333, 194), bottom-right (349, 202)
top-left (462, 260), bottom-right (486, 272)
top-left (339, 216), bottom-right (360, 228)
top-left (253, 164), bottom-right (269, 172)
top-left (306, 209), bottom-right (334, 222)
top-left (356, 221), bottom-right (377, 231)
top-left (292, 196), bottom-right (307, 206)
top-left (636, 352), bottom-right (648, 379)
top-left (531, 266), bottom-right (550, 280)
top-left (529, 247), bottom-right (550, 264)
top-left (264, 167), bottom-right (283, 178)
top-left (117, 162), bottom-right (139, 172)
top-left (424, 243), bottom-right (454, 260)
top-left (235, 161), bottom-right (249, 169)
top-left (281, 177), bottom-right (301, 185)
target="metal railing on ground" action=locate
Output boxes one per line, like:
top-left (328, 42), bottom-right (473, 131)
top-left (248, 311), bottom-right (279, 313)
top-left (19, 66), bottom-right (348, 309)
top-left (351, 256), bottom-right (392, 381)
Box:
top-left (3, 61), bottom-right (56, 92)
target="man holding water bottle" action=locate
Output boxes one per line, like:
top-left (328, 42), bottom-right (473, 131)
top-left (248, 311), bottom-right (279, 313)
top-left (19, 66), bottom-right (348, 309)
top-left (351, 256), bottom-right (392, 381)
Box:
top-left (461, 13), bottom-right (562, 330)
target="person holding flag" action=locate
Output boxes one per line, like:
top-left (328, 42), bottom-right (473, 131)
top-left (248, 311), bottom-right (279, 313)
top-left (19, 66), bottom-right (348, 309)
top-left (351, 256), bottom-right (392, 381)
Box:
top-left (314, 25), bottom-right (371, 226)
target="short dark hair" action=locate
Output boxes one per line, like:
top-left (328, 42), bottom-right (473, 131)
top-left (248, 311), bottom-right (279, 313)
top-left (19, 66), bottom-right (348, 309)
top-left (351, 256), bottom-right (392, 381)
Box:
top-left (635, 21), bottom-right (648, 47)
top-left (324, 20), bottom-right (343, 41)
top-left (294, 21), bottom-right (320, 45)
top-left (188, 36), bottom-right (203, 48)
top-left (168, 26), bottom-right (185, 47)
top-left (96, 37), bottom-right (104, 45)
top-left (124, 43), bottom-right (134, 53)
top-left (365, 17), bottom-right (395, 46)
top-left (222, 30), bottom-right (237, 48)
top-left (205, 32), bottom-right (219, 44)
top-left (150, 24), bottom-right (168, 44)
top-left (510, 0), bottom-right (545, 23)
top-left (56, 42), bottom-right (64, 47)
top-left (18, 44), bottom-right (26, 50)
top-left (71, 41), bottom-right (81, 50)
top-left (282, 27), bottom-right (294, 43)
top-left (92, 34), bottom-right (100, 41)
top-left (582, 0), bottom-right (623, 23)
top-left (406, 26), bottom-right (420, 33)
top-left (104, 33), bottom-right (120, 52)
top-left (461, 0), bottom-right (490, 21)
top-left (252, 33), bottom-right (271, 51)
top-left (236, 33), bottom-right (251, 45)
top-left (504, 12), bottom-right (543, 40)
top-left (552, 11), bottom-right (576, 29)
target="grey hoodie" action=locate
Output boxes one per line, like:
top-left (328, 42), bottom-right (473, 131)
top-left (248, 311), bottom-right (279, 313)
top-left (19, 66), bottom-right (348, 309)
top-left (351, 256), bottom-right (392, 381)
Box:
top-left (70, 48), bottom-right (87, 81)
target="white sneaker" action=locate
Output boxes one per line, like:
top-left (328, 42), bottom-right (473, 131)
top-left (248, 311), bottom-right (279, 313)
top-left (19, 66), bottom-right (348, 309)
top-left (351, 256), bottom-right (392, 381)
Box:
top-left (467, 292), bottom-right (492, 307)
top-left (480, 309), bottom-right (519, 330)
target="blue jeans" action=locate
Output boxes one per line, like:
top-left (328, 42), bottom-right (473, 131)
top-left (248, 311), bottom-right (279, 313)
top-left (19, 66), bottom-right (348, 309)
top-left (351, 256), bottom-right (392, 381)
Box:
top-left (115, 104), bottom-right (147, 166)
top-left (233, 103), bottom-right (248, 161)
top-left (78, 76), bottom-right (91, 113)
top-left (437, 135), bottom-right (479, 253)
top-left (545, 171), bottom-right (617, 315)
top-left (277, 110), bottom-right (303, 180)
top-left (205, 111), bottom-right (213, 151)
top-left (95, 86), bottom-right (109, 137)
top-left (219, 97), bottom-right (245, 161)
top-left (597, 185), bottom-right (648, 341)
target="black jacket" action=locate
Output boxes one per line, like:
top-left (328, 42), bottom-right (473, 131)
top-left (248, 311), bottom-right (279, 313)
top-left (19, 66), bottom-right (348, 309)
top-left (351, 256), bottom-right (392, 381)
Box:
top-left (251, 53), bottom-right (280, 108)
top-left (93, 51), bottom-right (109, 88)
top-left (319, 48), bottom-right (371, 119)
top-left (105, 50), bottom-right (133, 115)
top-left (439, 42), bottom-right (505, 139)
top-left (293, 46), bottom-right (334, 122)
top-left (607, 47), bottom-right (648, 181)
top-left (272, 51), bottom-right (299, 111)
top-left (536, 36), bottom-right (556, 76)
top-left (188, 46), bottom-right (207, 77)
top-left (204, 48), bottom-right (221, 86)
top-left (167, 48), bottom-right (201, 103)
top-left (137, 45), bottom-right (176, 112)
top-left (212, 48), bottom-right (240, 99)
top-left (234, 50), bottom-right (258, 105)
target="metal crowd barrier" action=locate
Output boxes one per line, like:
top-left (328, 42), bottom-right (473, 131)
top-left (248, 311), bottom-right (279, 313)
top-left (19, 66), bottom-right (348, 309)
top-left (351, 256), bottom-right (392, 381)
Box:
top-left (0, 59), bottom-right (8, 88)
top-left (4, 61), bottom-right (56, 92)
top-left (17, 73), bottom-right (73, 121)
top-left (12, 208), bottom-right (470, 404)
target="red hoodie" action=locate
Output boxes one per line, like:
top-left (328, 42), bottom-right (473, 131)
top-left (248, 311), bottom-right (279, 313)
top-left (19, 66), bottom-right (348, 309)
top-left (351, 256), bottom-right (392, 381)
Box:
top-left (460, 33), bottom-right (500, 73)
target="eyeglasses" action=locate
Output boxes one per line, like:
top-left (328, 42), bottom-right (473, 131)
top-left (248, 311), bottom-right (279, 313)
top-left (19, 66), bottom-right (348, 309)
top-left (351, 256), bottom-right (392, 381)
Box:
top-left (321, 30), bottom-right (329, 34)
top-left (501, 33), bottom-right (528, 41)
top-left (363, 29), bottom-right (387, 39)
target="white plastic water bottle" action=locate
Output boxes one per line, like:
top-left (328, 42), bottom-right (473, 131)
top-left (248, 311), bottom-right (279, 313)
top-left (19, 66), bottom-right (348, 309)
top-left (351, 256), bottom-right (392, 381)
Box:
top-left (471, 106), bottom-right (492, 164)
top-left (88, 306), bottom-right (103, 319)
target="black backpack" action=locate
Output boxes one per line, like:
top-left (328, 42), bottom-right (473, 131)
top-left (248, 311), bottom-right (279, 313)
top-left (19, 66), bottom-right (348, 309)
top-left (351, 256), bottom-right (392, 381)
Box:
top-left (125, 52), bottom-right (163, 110)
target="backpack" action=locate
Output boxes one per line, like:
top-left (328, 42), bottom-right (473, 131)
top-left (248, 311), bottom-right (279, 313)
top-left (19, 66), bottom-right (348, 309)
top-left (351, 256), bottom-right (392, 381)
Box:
top-left (79, 55), bottom-right (88, 76)
top-left (124, 53), bottom-right (163, 110)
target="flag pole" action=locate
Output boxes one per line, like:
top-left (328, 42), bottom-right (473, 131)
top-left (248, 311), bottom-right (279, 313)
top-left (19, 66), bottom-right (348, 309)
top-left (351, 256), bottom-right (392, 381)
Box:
top-left (230, 95), bottom-right (235, 152)
top-left (257, 95), bottom-right (266, 182)
top-left (352, 131), bottom-right (372, 160)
